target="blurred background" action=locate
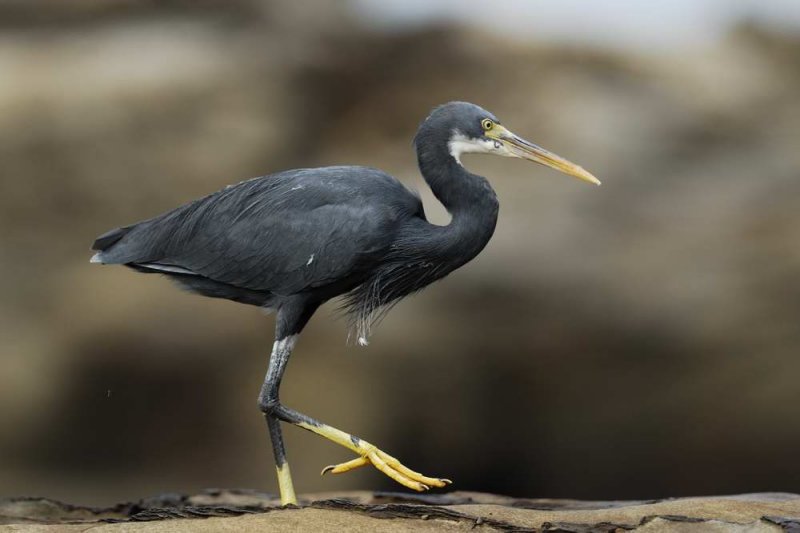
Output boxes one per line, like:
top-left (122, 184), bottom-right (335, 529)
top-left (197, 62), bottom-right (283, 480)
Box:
top-left (1, 0), bottom-right (799, 506)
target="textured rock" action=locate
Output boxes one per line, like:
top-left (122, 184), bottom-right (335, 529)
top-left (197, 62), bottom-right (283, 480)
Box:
top-left (2, 490), bottom-right (799, 532)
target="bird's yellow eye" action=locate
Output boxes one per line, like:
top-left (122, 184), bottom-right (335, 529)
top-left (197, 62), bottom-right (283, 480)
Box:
top-left (481, 119), bottom-right (493, 131)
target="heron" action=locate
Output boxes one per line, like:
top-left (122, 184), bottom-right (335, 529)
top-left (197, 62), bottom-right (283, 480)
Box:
top-left (90, 101), bottom-right (599, 506)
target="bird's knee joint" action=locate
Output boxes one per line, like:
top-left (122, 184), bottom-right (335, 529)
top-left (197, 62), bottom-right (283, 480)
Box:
top-left (259, 397), bottom-right (280, 414)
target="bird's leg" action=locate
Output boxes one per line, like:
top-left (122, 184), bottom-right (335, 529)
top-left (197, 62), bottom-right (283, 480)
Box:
top-left (258, 334), bottom-right (299, 506)
top-left (265, 416), bottom-right (296, 504)
top-left (271, 403), bottom-right (452, 491)
top-left (258, 324), bottom-right (451, 494)
top-left (259, 304), bottom-right (450, 497)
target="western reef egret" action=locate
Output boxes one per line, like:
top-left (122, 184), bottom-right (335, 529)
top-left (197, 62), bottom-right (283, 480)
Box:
top-left (91, 101), bottom-right (599, 505)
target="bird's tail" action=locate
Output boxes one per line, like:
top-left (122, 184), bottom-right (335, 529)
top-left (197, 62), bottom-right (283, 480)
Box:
top-left (89, 225), bottom-right (133, 263)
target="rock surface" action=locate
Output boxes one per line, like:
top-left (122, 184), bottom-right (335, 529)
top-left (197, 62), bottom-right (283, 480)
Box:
top-left (2, 490), bottom-right (799, 532)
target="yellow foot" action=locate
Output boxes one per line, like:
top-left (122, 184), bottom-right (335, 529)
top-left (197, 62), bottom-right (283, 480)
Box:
top-left (321, 446), bottom-right (452, 491)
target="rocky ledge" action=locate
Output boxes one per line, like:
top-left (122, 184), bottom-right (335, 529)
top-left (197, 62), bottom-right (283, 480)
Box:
top-left (2, 490), bottom-right (799, 532)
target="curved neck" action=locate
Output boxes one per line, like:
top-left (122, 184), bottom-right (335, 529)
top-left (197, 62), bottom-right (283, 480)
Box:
top-left (414, 135), bottom-right (499, 266)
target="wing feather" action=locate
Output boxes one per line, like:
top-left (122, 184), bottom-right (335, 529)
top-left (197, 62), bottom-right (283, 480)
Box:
top-left (94, 167), bottom-right (423, 296)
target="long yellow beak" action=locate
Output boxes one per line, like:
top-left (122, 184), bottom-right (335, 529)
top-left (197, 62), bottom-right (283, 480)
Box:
top-left (490, 125), bottom-right (601, 186)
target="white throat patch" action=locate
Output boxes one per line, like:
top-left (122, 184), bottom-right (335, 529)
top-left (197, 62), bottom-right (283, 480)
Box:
top-left (447, 131), bottom-right (507, 165)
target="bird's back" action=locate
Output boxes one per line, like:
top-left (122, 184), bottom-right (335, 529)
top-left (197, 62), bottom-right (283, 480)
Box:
top-left (92, 166), bottom-right (425, 306)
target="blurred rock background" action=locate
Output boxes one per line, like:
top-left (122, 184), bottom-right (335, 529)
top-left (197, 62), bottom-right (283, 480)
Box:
top-left (1, 0), bottom-right (798, 506)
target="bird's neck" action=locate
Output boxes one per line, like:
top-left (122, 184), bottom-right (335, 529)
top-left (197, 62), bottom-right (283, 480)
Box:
top-left (416, 142), bottom-right (500, 267)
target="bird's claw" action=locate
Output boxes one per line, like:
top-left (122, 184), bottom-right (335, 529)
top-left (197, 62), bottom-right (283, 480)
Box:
top-left (321, 447), bottom-right (451, 492)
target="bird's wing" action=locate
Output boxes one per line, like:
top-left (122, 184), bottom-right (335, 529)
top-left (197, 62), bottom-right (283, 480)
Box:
top-left (96, 168), bottom-right (420, 295)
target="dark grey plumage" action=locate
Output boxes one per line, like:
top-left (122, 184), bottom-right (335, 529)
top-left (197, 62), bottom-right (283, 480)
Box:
top-left (93, 102), bottom-right (500, 340)
top-left (91, 101), bottom-right (598, 503)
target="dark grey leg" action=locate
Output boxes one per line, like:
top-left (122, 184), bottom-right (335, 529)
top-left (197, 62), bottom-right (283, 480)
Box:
top-left (257, 300), bottom-right (318, 506)
top-left (258, 333), bottom-right (298, 505)
top-left (257, 299), bottom-right (449, 497)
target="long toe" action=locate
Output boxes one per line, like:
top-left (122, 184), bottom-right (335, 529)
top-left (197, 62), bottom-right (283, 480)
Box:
top-left (368, 450), bottom-right (430, 491)
top-left (321, 456), bottom-right (369, 475)
top-left (320, 444), bottom-right (451, 492)
top-left (375, 449), bottom-right (452, 488)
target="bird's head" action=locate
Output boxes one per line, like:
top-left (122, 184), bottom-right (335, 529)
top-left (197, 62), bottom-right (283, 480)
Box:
top-left (417, 101), bottom-right (600, 186)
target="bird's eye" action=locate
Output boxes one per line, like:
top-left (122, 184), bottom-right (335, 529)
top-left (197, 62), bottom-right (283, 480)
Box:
top-left (481, 119), bottom-right (493, 131)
